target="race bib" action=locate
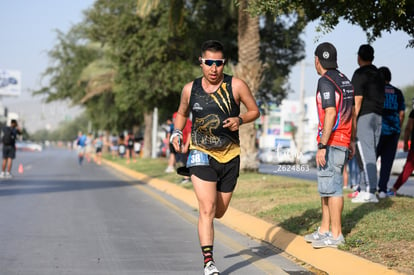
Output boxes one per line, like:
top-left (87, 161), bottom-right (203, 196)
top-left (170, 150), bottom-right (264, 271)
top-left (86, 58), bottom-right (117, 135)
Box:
top-left (186, 150), bottom-right (210, 167)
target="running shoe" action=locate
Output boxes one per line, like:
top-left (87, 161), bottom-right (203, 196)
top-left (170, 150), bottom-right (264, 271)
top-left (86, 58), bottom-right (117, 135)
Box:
top-left (351, 191), bottom-right (378, 203)
top-left (312, 234), bottom-right (345, 248)
top-left (204, 261), bottom-right (220, 275)
top-left (347, 190), bottom-right (359, 198)
top-left (5, 172), bottom-right (12, 178)
top-left (0, 172), bottom-right (5, 178)
top-left (378, 191), bottom-right (387, 199)
top-left (304, 227), bottom-right (331, 243)
top-left (387, 190), bottom-right (396, 197)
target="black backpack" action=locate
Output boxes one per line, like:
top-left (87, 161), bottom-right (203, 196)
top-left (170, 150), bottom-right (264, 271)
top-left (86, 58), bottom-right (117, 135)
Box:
top-left (2, 127), bottom-right (14, 145)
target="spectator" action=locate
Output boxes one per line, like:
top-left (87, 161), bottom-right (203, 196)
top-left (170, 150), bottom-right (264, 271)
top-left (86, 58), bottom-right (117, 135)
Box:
top-left (1, 119), bottom-right (21, 178)
top-left (126, 131), bottom-right (136, 164)
top-left (304, 42), bottom-right (355, 248)
top-left (165, 113), bottom-right (177, 173)
top-left (176, 117), bottom-right (192, 184)
top-left (118, 134), bottom-right (126, 158)
top-left (376, 66), bottom-right (405, 198)
top-left (94, 135), bottom-right (104, 165)
top-left (350, 44), bottom-right (385, 203)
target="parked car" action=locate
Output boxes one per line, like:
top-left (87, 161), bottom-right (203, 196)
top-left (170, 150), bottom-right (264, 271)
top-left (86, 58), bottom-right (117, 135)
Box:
top-left (299, 150), bottom-right (317, 167)
top-left (377, 150), bottom-right (413, 175)
top-left (15, 141), bottom-right (43, 152)
top-left (390, 151), bottom-right (410, 175)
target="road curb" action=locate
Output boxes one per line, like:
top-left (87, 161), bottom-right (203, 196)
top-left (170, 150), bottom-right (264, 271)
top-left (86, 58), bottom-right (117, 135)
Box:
top-left (103, 159), bottom-right (401, 275)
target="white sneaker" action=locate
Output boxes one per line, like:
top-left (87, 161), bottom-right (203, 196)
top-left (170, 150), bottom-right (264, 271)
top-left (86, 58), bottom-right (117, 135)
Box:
top-left (204, 261), bottom-right (220, 275)
top-left (164, 166), bottom-right (174, 173)
top-left (351, 191), bottom-right (379, 203)
top-left (378, 191), bottom-right (387, 199)
top-left (5, 172), bottom-right (12, 178)
top-left (0, 172), bottom-right (4, 178)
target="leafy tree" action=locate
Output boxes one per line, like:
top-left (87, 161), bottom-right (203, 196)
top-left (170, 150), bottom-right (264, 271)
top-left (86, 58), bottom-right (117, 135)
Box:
top-left (246, 0), bottom-right (414, 46)
top-left (258, 13), bottom-right (305, 105)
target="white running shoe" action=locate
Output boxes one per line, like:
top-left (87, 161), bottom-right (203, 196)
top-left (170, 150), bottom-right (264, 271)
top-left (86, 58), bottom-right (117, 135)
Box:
top-left (378, 191), bottom-right (387, 199)
top-left (351, 191), bottom-right (378, 203)
top-left (165, 166), bottom-right (174, 173)
top-left (204, 261), bottom-right (220, 275)
top-left (5, 172), bottom-right (12, 178)
top-left (0, 171), bottom-right (5, 178)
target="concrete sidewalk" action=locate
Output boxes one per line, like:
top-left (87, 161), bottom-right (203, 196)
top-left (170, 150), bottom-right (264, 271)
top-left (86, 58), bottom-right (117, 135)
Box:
top-left (103, 159), bottom-right (401, 275)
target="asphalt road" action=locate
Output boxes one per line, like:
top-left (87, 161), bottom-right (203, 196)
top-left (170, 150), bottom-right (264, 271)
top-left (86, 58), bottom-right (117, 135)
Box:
top-left (259, 163), bottom-right (414, 197)
top-left (0, 148), bottom-right (310, 275)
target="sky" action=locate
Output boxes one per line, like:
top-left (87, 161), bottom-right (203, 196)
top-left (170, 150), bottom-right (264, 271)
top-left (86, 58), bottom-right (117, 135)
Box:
top-left (1, 1), bottom-right (414, 132)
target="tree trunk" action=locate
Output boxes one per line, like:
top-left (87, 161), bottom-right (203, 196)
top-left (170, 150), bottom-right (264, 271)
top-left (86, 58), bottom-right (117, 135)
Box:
top-left (142, 110), bottom-right (153, 158)
top-left (233, 0), bottom-right (263, 171)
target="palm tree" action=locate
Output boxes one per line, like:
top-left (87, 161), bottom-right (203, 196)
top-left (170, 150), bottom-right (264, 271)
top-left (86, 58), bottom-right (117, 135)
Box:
top-left (232, 0), bottom-right (263, 170)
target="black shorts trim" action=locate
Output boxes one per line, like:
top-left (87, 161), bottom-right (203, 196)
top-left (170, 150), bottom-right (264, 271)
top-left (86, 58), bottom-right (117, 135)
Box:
top-left (189, 156), bottom-right (240, 193)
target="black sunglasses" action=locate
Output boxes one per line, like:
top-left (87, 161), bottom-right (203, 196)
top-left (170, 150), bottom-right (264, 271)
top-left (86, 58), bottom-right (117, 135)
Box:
top-left (201, 58), bottom-right (225, 67)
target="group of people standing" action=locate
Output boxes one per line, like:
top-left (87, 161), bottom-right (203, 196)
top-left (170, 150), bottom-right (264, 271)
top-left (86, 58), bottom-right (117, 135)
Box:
top-left (305, 42), bottom-right (413, 251)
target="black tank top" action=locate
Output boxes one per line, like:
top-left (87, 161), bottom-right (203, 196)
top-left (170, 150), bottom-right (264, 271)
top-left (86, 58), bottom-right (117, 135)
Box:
top-left (189, 74), bottom-right (240, 163)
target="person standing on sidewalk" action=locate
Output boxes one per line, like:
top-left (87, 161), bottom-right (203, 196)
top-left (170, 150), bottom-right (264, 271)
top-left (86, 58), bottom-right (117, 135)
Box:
top-left (1, 119), bottom-right (21, 178)
top-left (387, 108), bottom-right (414, 196)
top-left (376, 66), bottom-right (405, 198)
top-left (170, 40), bottom-right (260, 274)
top-left (304, 42), bottom-right (355, 248)
top-left (350, 44), bottom-right (385, 203)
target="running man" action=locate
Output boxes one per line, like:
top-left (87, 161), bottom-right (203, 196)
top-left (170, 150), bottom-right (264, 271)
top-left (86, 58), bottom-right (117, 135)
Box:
top-left (170, 40), bottom-right (260, 274)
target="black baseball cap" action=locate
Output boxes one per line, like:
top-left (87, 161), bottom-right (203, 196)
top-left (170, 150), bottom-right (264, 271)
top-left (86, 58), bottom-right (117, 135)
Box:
top-left (315, 42), bottom-right (338, 69)
top-left (358, 44), bottom-right (374, 61)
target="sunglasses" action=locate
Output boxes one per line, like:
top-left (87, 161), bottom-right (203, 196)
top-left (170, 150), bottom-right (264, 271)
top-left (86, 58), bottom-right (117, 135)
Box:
top-left (201, 58), bottom-right (225, 67)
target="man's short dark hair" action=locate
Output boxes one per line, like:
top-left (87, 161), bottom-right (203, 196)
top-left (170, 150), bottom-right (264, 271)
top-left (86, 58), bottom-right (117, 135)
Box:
top-left (358, 44), bottom-right (374, 62)
top-left (201, 40), bottom-right (224, 56)
top-left (11, 119), bottom-right (17, 125)
top-left (378, 66), bottom-right (392, 82)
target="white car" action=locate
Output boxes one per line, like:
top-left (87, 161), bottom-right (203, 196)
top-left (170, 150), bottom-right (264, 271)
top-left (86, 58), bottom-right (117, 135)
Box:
top-left (377, 150), bottom-right (412, 175)
top-left (15, 141), bottom-right (43, 152)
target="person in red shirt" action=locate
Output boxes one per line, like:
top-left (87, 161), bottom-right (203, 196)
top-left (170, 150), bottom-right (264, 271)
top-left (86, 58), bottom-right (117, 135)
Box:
top-left (305, 42), bottom-right (356, 249)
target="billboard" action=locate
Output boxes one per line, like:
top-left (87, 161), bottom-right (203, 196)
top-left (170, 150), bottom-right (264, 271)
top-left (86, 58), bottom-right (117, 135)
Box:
top-left (0, 69), bottom-right (21, 96)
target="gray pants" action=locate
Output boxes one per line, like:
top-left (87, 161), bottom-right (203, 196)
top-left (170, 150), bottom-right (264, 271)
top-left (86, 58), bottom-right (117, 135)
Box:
top-left (356, 113), bottom-right (382, 194)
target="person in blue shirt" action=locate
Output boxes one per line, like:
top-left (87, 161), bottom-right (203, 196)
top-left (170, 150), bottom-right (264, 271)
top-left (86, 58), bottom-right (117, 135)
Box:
top-left (376, 66), bottom-right (405, 198)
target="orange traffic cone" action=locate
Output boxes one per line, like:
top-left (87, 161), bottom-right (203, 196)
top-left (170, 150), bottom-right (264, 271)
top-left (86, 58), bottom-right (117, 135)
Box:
top-left (18, 164), bottom-right (24, 174)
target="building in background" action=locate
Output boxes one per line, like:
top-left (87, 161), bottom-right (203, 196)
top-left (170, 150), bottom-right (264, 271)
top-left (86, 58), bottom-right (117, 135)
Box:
top-left (258, 96), bottom-right (318, 154)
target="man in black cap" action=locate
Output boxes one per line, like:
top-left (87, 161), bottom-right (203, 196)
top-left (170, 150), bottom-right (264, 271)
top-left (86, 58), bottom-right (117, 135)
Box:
top-left (349, 44), bottom-right (385, 203)
top-left (304, 42), bottom-right (355, 248)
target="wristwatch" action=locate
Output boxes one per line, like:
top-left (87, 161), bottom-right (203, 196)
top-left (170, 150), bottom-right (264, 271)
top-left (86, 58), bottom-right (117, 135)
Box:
top-left (238, 116), bottom-right (243, 126)
top-left (318, 143), bottom-right (327, 150)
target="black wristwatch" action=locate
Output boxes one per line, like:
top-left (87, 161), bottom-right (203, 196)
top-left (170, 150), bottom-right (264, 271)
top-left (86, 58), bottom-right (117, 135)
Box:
top-left (238, 116), bottom-right (243, 126)
top-left (318, 143), bottom-right (327, 150)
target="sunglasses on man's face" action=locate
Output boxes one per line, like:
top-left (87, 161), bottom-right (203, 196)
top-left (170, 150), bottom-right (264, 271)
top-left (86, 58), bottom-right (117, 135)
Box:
top-left (201, 58), bottom-right (225, 67)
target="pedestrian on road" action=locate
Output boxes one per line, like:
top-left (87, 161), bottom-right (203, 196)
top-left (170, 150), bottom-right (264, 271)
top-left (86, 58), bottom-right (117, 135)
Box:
top-left (304, 42), bottom-right (355, 248)
top-left (376, 66), bottom-right (405, 198)
top-left (388, 108), bottom-right (414, 196)
top-left (350, 44), bottom-right (385, 203)
top-left (170, 40), bottom-right (260, 275)
top-left (1, 119), bottom-right (21, 178)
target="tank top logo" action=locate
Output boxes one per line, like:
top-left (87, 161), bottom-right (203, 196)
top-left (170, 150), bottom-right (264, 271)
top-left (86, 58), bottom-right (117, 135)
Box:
top-left (192, 102), bottom-right (203, 111)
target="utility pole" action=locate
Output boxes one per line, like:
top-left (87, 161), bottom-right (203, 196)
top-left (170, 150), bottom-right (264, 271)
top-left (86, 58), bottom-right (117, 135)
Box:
top-left (151, 107), bottom-right (158, 158)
